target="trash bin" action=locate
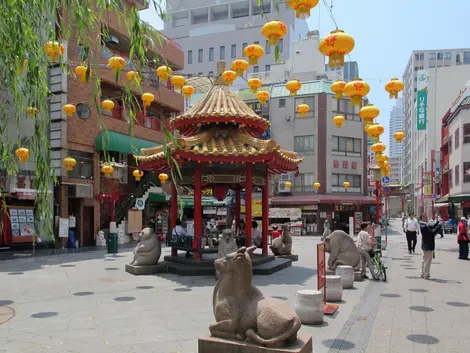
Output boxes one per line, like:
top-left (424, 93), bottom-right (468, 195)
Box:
top-left (108, 222), bottom-right (118, 254)
top-left (374, 236), bottom-right (382, 251)
top-left (67, 230), bottom-right (76, 249)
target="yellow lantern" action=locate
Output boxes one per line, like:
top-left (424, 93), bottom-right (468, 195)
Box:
top-left (63, 104), bottom-right (76, 117)
top-left (343, 78), bottom-right (370, 106)
top-left (385, 78), bottom-right (405, 99)
top-left (318, 30), bottom-right (355, 68)
top-left (158, 173), bottom-right (169, 184)
top-left (343, 181), bottom-right (350, 190)
top-left (156, 65), bottom-right (173, 83)
top-left (26, 107), bottom-right (38, 118)
top-left (286, 79), bottom-right (302, 96)
top-left (43, 41), bottom-right (65, 62)
top-left (222, 70), bottom-right (237, 86)
top-left (261, 20), bottom-right (287, 46)
top-left (101, 99), bottom-right (115, 112)
top-left (371, 142), bottom-right (386, 154)
top-left (126, 71), bottom-right (141, 83)
top-left (314, 182), bottom-right (321, 190)
top-left (376, 154), bottom-right (388, 168)
top-left (286, 0), bottom-right (319, 19)
top-left (181, 85), bottom-right (195, 99)
top-left (101, 165), bottom-right (114, 177)
top-left (231, 59), bottom-right (249, 77)
top-left (142, 93), bottom-right (155, 107)
top-left (244, 43), bottom-right (264, 65)
top-left (133, 169), bottom-right (144, 181)
top-left (331, 80), bottom-right (346, 99)
top-left (394, 131), bottom-right (406, 143)
top-left (15, 147), bottom-right (29, 163)
top-left (248, 78), bottom-right (262, 93)
top-left (285, 181), bottom-right (292, 188)
top-left (359, 104), bottom-right (380, 131)
top-left (366, 124), bottom-right (385, 143)
top-left (256, 90), bottom-right (270, 105)
top-left (171, 75), bottom-right (186, 91)
top-left (75, 65), bottom-right (89, 82)
top-left (296, 104), bottom-right (310, 117)
top-left (107, 56), bottom-right (126, 73)
top-left (63, 157), bottom-right (77, 171)
top-left (332, 115), bottom-right (345, 128)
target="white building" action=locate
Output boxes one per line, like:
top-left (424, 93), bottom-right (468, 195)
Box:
top-left (388, 98), bottom-right (403, 158)
top-left (325, 61), bottom-right (359, 82)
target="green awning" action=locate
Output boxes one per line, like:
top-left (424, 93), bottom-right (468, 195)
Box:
top-left (147, 194), bottom-right (217, 208)
top-left (95, 131), bottom-right (158, 155)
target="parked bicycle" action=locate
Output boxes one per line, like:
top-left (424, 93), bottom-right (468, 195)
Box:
top-left (370, 249), bottom-right (387, 282)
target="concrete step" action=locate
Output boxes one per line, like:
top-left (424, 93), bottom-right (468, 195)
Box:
top-left (253, 258), bottom-right (292, 275)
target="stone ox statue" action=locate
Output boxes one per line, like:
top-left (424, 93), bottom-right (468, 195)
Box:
top-left (129, 227), bottom-right (161, 267)
top-left (324, 230), bottom-right (360, 270)
top-left (211, 246), bottom-right (301, 348)
top-left (270, 224), bottom-right (292, 256)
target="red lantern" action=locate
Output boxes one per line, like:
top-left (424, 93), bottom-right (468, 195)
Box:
top-left (213, 185), bottom-right (228, 201)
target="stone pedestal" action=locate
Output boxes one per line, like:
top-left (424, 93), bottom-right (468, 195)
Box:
top-left (326, 269), bottom-right (336, 276)
top-left (276, 254), bottom-right (299, 262)
top-left (125, 263), bottom-right (165, 275)
top-left (354, 271), bottom-right (364, 282)
top-left (336, 265), bottom-right (354, 289)
top-left (295, 290), bottom-right (324, 325)
top-left (325, 275), bottom-right (342, 302)
top-left (198, 333), bottom-right (313, 353)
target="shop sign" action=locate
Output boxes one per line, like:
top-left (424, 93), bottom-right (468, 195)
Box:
top-left (241, 200), bottom-right (262, 216)
top-left (58, 218), bottom-right (69, 238)
top-left (17, 192), bottom-right (35, 200)
top-left (268, 208), bottom-right (301, 220)
top-left (302, 205), bottom-right (318, 211)
top-left (352, 162), bottom-right (357, 169)
top-left (216, 207), bottom-right (227, 216)
top-left (333, 160), bottom-right (339, 168)
top-left (69, 215), bottom-right (76, 228)
top-left (342, 161), bottom-right (348, 168)
top-left (203, 207), bottom-right (217, 215)
top-left (9, 207), bottom-right (36, 237)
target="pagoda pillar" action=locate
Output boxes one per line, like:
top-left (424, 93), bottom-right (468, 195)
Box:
top-left (235, 186), bottom-right (241, 234)
top-left (171, 179), bottom-right (178, 257)
top-left (194, 162), bottom-right (202, 260)
top-left (262, 173), bottom-right (269, 256)
top-left (245, 164), bottom-right (253, 247)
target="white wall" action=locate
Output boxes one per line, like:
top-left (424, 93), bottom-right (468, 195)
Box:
top-left (448, 108), bottom-right (470, 195)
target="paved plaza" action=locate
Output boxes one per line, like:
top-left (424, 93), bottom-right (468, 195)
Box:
top-left (1, 221), bottom-right (469, 352)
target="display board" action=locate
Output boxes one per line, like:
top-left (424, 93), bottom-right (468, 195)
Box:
top-left (155, 210), bottom-right (169, 237)
top-left (58, 218), bottom-right (69, 238)
top-left (127, 209), bottom-right (143, 233)
top-left (9, 207), bottom-right (36, 239)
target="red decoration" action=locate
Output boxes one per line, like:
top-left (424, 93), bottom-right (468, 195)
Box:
top-left (213, 185), bottom-right (228, 201)
top-left (17, 176), bottom-right (26, 189)
top-left (342, 161), bottom-right (348, 168)
top-left (333, 160), bottom-right (339, 168)
top-left (352, 162), bottom-right (357, 169)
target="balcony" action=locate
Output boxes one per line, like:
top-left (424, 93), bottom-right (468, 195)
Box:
top-left (103, 104), bottom-right (169, 132)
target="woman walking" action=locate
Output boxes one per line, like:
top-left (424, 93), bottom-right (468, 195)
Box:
top-left (457, 217), bottom-right (469, 260)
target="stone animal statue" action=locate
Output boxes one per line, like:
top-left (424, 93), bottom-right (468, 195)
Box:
top-left (129, 227), bottom-right (161, 266)
top-left (211, 246), bottom-right (301, 348)
top-left (95, 231), bottom-right (106, 247)
top-left (324, 230), bottom-right (360, 270)
top-left (218, 229), bottom-right (238, 258)
top-left (270, 224), bottom-right (292, 256)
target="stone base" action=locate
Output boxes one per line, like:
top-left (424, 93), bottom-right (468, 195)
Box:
top-left (276, 254), bottom-right (299, 262)
top-left (198, 333), bottom-right (313, 353)
top-left (125, 263), bottom-right (165, 275)
top-left (326, 269), bottom-right (336, 276)
top-left (354, 271), bottom-right (364, 282)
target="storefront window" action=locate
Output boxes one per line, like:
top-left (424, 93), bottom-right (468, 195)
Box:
top-left (67, 150), bottom-right (94, 180)
top-left (332, 173), bottom-right (361, 193)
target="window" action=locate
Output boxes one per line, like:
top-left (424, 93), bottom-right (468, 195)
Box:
top-left (294, 97), bottom-right (314, 118)
top-left (332, 174), bottom-right (361, 193)
top-left (231, 44), bottom-right (236, 58)
top-left (437, 52), bottom-right (443, 60)
top-left (294, 173), bottom-right (315, 193)
top-left (279, 38), bottom-right (284, 52)
top-left (464, 123), bottom-right (470, 144)
top-left (265, 40), bottom-right (271, 54)
top-left (415, 53), bottom-right (420, 60)
top-left (187, 50), bottom-right (192, 64)
top-left (209, 47), bottom-right (214, 61)
top-left (429, 53), bottom-right (436, 60)
top-left (455, 128), bottom-right (460, 150)
top-left (208, 70), bottom-right (214, 76)
top-left (449, 168), bottom-right (453, 188)
top-left (242, 42), bottom-right (247, 52)
top-left (279, 98), bottom-right (286, 108)
top-left (294, 135), bottom-right (315, 155)
top-left (198, 49), bottom-right (203, 63)
top-left (449, 134), bottom-right (453, 153)
top-left (253, 65), bottom-right (259, 73)
top-left (464, 162), bottom-right (470, 183)
top-left (464, 52), bottom-right (470, 64)
top-left (265, 64), bottom-right (271, 72)
top-left (332, 136), bottom-right (362, 157)
top-left (333, 99), bottom-right (361, 121)
top-left (220, 46), bottom-right (225, 60)
top-left (68, 150), bottom-right (94, 179)
top-left (419, 53), bottom-right (424, 60)
top-left (456, 164), bottom-right (460, 186)
top-left (444, 52), bottom-right (452, 60)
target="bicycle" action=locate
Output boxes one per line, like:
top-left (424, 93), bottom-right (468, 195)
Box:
top-left (370, 249), bottom-right (387, 282)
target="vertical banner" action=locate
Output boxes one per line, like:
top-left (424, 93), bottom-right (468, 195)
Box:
top-left (417, 70), bottom-right (428, 131)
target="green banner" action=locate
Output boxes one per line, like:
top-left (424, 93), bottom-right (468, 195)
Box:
top-left (417, 89), bottom-right (427, 130)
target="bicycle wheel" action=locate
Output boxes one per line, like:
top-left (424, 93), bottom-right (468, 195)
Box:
top-left (381, 263), bottom-right (387, 282)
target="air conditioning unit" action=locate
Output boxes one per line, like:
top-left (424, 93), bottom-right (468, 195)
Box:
top-left (105, 34), bottom-right (120, 45)
top-left (278, 180), bottom-right (292, 194)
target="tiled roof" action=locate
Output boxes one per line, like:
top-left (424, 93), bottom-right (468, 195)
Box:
top-left (459, 96), bottom-right (470, 108)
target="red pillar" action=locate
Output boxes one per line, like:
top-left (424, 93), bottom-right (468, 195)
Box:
top-left (194, 163), bottom-right (202, 260)
top-left (235, 186), bottom-right (241, 233)
top-left (262, 173), bottom-right (269, 256)
top-left (375, 181), bottom-right (381, 224)
top-left (245, 164), bottom-right (253, 247)
top-left (431, 149), bottom-right (435, 217)
top-left (171, 178), bottom-right (178, 257)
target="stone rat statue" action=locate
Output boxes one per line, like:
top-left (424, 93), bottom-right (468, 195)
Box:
top-left (211, 246), bottom-right (301, 348)
top-left (129, 227), bottom-right (161, 266)
top-left (270, 224), bottom-right (292, 256)
top-left (217, 229), bottom-right (238, 258)
top-left (324, 230), bottom-right (360, 270)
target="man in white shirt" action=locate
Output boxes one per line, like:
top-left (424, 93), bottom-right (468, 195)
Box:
top-left (404, 213), bottom-right (419, 254)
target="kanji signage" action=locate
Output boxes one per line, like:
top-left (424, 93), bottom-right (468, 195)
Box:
top-left (333, 160), bottom-right (339, 168)
top-left (342, 161), bottom-right (348, 168)
top-left (351, 161), bottom-right (357, 169)
top-left (317, 243), bottom-right (326, 292)
top-left (417, 70), bottom-right (428, 131)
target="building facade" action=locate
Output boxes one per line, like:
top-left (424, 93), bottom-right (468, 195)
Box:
top-left (388, 98), bottom-right (403, 159)
top-left (325, 61), bottom-right (359, 82)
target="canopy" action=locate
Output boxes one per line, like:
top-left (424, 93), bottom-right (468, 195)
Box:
top-left (95, 131), bottom-right (157, 155)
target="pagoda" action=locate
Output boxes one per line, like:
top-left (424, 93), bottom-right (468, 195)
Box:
top-left (135, 62), bottom-right (303, 260)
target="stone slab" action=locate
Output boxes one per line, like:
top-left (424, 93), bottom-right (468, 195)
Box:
top-left (354, 271), bottom-right (364, 282)
top-left (124, 263), bottom-right (166, 275)
top-left (276, 254), bottom-right (299, 262)
top-left (198, 333), bottom-right (313, 353)
top-left (326, 269), bottom-right (336, 276)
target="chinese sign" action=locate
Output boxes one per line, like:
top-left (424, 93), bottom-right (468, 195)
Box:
top-left (342, 161), bottom-right (348, 168)
top-left (317, 243), bottom-right (326, 294)
top-left (241, 200), bottom-right (262, 216)
top-left (417, 70), bottom-right (428, 130)
top-left (333, 160), bottom-right (339, 168)
top-left (352, 162), bottom-right (357, 169)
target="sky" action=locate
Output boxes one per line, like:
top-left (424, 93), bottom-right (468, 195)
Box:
top-left (140, 0), bottom-right (470, 141)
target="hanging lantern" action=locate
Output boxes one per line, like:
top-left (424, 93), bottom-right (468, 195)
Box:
top-left (394, 131), bottom-right (406, 143)
top-left (158, 173), bottom-right (169, 184)
top-left (15, 147), bottom-right (29, 163)
top-left (243, 43), bottom-right (264, 65)
top-left (43, 41), bottom-right (65, 62)
top-left (366, 124), bottom-right (385, 143)
top-left (248, 78), bottom-right (262, 93)
top-left (181, 85), bottom-right (195, 99)
top-left (385, 78), bottom-right (405, 99)
top-left (343, 78), bottom-right (370, 106)
top-left (133, 169), bottom-right (144, 181)
top-left (75, 65), bottom-right (89, 82)
top-left (256, 90), bottom-right (270, 105)
top-left (314, 182), bottom-right (321, 190)
top-left (286, 79), bottom-right (302, 96)
top-left (101, 99), bottom-right (115, 112)
top-left (286, 0), bottom-right (319, 19)
top-left (126, 71), bottom-right (141, 83)
top-left (213, 185), bottom-right (228, 201)
top-left (231, 59), bottom-right (249, 77)
top-left (171, 75), bottom-right (186, 91)
top-left (285, 181), bottom-right (292, 188)
top-left (331, 80), bottom-right (346, 99)
top-left (142, 93), bottom-right (155, 107)
top-left (359, 104), bottom-right (380, 132)
top-left (343, 181), bottom-right (350, 190)
top-left (107, 56), bottom-right (126, 73)
top-left (332, 115), bottom-right (345, 128)
top-left (261, 20), bottom-right (287, 46)
top-left (296, 104), bottom-right (310, 117)
top-left (318, 30), bottom-right (355, 68)
top-left (376, 154), bottom-right (388, 167)
top-left (156, 65), bottom-right (173, 83)
top-left (371, 142), bottom-right (386, 155)
top-left (222, 70), bottom-right (237, 86)
top-left (101, 165), bottom-right (114, 177)
top-left (63, 157), bottom-right (77, 171)
top-left (63, 104), bottom-right (76, 117)
top-left (26, 107), bottom-right (38, 118)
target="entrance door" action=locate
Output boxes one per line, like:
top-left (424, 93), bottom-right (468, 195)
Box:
top-left (83, 207), bottom-right (94, 247)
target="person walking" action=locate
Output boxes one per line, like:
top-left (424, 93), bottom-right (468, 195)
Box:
top-left (437, 214), bottom-right (444, 238)
top-left (404, 213), bottom-right (419, 254)
top-left (356, 222), bottom-right (378, 280)
top-left (457, 217), bottom-right (469, 260)
top-left (419, 215), bottom-right (439, 279)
